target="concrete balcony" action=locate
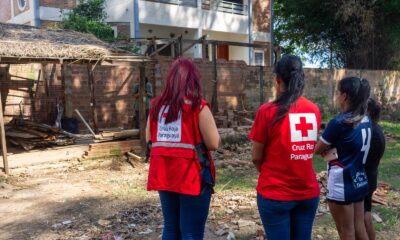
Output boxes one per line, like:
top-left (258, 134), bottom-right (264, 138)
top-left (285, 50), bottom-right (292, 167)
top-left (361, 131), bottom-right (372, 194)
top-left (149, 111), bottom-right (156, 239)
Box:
top-left (202, 0), bottom-right (248, 16)
top-left (144, 0), bottom-right (197, 8)
top-left (139, 0), bottom-right (248, 34)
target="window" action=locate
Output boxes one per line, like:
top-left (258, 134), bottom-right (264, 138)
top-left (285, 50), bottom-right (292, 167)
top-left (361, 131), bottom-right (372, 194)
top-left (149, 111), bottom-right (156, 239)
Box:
top-left (18, 0), bottom-right (26, 11)
top-left (255, 51), bottom-right (264, 66)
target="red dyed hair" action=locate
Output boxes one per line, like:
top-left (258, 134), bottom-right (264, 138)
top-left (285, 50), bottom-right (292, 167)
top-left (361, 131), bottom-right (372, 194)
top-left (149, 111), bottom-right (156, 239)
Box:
top-left (151, 57), bottom-right (202, 123)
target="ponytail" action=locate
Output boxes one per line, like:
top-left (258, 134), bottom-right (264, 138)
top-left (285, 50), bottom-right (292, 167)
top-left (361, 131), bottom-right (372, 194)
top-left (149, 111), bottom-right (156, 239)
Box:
top-left (272, 55), bottom-right (305, 125)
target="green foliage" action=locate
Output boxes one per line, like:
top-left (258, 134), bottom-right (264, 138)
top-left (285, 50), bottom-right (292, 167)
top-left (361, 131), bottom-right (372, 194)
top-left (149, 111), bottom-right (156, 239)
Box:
top-left (61, 0), bottom-right (114, 42)
top-left (274, 0), bottom-right (400, 70)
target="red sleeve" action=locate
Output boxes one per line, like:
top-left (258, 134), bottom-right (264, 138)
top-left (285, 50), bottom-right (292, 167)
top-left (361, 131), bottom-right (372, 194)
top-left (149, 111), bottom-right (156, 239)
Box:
top-left (200, 100), bottom-right (211, 111)
top-left (249, 105), bottom-right (269, 144)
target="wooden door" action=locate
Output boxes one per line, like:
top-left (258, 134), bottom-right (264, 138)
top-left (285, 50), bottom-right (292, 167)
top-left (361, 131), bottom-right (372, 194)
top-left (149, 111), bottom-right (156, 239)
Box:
top-left (217, 44), bottom-right (229, 60)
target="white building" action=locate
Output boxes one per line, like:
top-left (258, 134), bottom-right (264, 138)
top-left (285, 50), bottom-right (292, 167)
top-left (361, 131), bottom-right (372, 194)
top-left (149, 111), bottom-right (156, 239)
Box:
top-left (0, 0), bottom-right (272, 65)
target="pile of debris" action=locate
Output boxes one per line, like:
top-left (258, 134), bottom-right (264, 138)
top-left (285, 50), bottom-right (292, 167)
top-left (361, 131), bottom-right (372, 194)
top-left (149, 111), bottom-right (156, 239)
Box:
top-left (5, 118), bottom-right (75, 150)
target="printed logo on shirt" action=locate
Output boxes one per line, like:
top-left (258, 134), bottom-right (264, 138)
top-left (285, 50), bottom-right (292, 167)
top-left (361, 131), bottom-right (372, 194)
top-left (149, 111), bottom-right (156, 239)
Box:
top-left (157, 106), bottom-right (182, 142)
top-left (289, 113), bottom-right (318, 142)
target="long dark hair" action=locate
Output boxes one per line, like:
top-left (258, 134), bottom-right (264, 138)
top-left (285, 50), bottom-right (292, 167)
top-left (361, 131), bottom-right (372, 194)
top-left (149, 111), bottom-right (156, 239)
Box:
top-left (367, 98), bottom-right (381, 124)
top-left (151, 57), bottom-right (202, 123)
top-left (272, 55), bottom-right (305, 124)
top-left (338, 77), bottom-right (371, 124)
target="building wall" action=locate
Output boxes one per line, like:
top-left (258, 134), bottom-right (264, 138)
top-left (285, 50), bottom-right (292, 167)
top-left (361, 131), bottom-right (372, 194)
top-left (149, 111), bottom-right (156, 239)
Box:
top-left (0, 0), bottom-right (12, 22)
top-left (13, 0), bottom-right (31, 16)
top-left (40, 0), bottom-right (76, 9)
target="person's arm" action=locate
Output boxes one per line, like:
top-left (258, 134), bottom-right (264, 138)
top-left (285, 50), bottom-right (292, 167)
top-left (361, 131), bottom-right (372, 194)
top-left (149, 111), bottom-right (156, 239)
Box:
top-left (315, 118), bottom-right (340, 156)
top-left (199, 106), bottom-right (220, 151)
top-left (252, 141), bottom-right (264, 172)
top-left (145, 117), bottom-right (151, 143)
top-left (314, 141), bottom-right (329, 155)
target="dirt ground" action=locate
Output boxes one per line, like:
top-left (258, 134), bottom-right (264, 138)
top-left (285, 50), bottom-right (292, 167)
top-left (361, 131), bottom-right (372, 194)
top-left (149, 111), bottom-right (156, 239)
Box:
top-left (1, 155), bottom-right (399, 240)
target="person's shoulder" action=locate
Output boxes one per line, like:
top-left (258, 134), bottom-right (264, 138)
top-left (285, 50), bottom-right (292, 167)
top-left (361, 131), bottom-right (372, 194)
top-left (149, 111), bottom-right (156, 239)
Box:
top-left (258, 101), bottom-right (275, 112)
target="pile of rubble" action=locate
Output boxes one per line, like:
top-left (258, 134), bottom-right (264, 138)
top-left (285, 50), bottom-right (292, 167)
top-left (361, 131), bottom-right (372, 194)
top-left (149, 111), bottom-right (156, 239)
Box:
top-left (5, 118), bottom-right (75, 150)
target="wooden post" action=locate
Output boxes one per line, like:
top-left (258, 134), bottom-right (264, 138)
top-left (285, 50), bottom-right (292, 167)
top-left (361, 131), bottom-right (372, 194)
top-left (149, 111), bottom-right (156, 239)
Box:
top-left (259, 66), bottom-right (265, 105)
top-left (0, 92), bottom-right (9, 175)
top-left (87, 64), bottom-right (99, 134)
top-left (62, 64), bottom-right (73, 118)
top-left (202, 39), bottom-right (207, 61)
top-left (139, 63), bottom-right (147, 154)
top-left (211, 43), bottom-right (218, 114)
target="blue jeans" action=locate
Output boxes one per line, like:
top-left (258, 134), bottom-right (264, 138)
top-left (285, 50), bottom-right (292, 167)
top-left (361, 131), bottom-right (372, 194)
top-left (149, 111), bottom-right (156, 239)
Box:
top-left (159, 186), bottom-right (212, 240)
top-left (257, 194), bottom-right (319, 240)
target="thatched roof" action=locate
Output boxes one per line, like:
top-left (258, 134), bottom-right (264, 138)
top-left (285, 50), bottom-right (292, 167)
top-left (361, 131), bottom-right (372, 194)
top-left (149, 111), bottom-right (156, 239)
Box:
top-left (0, 22), bottom-right (118, 61)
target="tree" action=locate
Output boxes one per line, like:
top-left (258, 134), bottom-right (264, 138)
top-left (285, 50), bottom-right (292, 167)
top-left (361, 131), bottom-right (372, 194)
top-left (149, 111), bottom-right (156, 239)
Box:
top-left (62, 0), bottom-right (114, 42)
top-left (274, 0), bottom-right (400, 70)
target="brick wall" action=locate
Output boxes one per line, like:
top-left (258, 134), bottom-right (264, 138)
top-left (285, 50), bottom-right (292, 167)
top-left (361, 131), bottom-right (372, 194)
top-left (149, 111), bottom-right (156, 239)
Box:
top-left (154, 56), bottom-right (270, 111)
top-left (13, 0), bottom-right (30, 16)
top-left (0, 0), bottom-right (12, 22)
top-left (40, 0), bottom-right (76, 9)
top-left (0, 62), bottom-right (154, 130)
top-left (111, 23), bottom-right (131, 39)
top-left (40, 20), bottom-right (60, 28)
top-left (2, 61), bottom-right (400, 131)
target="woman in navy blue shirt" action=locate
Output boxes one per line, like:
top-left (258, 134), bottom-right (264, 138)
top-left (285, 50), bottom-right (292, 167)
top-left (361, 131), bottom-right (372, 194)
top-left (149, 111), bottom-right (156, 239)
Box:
top-left (315, 77), bottom-right (371, 240)
top-left (364, 98), bottom-right (385, 240)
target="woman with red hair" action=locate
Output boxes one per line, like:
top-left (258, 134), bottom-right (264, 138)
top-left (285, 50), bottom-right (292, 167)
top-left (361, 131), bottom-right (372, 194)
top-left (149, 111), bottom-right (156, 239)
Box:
top-left (146, 57), bottom-right (220, 239)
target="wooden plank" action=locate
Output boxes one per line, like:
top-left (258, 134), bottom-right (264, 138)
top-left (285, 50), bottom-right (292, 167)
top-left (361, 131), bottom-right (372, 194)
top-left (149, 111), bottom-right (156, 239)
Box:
top-left (0, 91), bottom-right (9, 174)
top-left (62, 64), bottom-right (73, 118)
top-left (139, 63), bottom-right (147, 154)
top-left (87, 64), bottom-right (99, 134)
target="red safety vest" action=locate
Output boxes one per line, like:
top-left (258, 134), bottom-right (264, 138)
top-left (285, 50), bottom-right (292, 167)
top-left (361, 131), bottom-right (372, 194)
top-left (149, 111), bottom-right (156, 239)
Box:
top-left (147, 99), bottom-right (215, 195)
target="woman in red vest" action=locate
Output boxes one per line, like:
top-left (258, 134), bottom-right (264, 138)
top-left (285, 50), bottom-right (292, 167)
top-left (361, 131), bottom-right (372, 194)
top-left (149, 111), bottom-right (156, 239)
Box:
top-left (146, 57), bottom-right (220, 240)
top-left (249, 55), bottom-right (321, 239)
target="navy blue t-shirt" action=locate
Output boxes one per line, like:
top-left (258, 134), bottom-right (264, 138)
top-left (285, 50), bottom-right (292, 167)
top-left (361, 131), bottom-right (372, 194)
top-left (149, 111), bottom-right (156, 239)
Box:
top-left (321, 114), bottom-right (372, 202)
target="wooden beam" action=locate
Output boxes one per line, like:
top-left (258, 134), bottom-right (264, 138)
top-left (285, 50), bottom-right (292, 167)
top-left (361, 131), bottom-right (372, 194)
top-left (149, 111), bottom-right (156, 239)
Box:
top-left (61, 64), bottom-right (73, 118)
top-left (139, 63), bottom-right (147, 155)
top-left (87, 64), bottom-right (99, 134)
top-left (0, 91), bottom-right (9, 175)
top-left (211, 43), bottom-right (218, 114)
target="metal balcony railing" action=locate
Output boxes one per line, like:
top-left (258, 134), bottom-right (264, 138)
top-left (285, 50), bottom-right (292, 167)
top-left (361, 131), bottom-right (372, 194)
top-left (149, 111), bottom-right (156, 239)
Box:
top-left (202, 0), bottom-right (248, 15)
top-left (144, 0), bottom-right (197, 8)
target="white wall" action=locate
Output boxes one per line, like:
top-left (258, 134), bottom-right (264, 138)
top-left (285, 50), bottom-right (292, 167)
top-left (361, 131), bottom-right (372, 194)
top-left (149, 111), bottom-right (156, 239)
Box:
top-left (39, 7), bottom-right (66, 21)
top-left (138, 1), bottom-right (201, 28)
top-left (138, 0), bottom-right (248, 34)
top-left (204, 30), bottom-right (249, 63)
top-left (105, 0), bottom-right (133, 23)
top-left (202, 10), bottom-right (248, 34)
top-left (7, 0), bottom-right (35, 25)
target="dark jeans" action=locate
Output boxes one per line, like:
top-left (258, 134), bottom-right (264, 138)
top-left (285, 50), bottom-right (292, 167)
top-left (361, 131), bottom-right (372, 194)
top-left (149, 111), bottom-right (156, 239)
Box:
top-left (159, 186), bottom-right (212, 240)
top-left (135, 110), bottom-right (149, 129)
top-left (257, 194), bottom-right (319, 240)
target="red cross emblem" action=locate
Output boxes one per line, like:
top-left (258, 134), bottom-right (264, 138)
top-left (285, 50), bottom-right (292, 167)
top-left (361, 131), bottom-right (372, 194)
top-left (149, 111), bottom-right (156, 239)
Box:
top-left (295, 117), bottom-right (313, 137)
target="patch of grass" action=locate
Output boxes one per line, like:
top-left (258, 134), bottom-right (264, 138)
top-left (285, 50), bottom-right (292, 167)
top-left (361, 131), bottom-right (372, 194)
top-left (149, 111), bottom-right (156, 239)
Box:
top-left (215, 168), bottom-right (258, 192)
top-left (374, 205), bottom-right (400, 227)
top-left (379, 141), bottom-right (400, 189)
top-left (313, 154), bottom-right (327, 173)
top-left (381, 121), bottom-right (400, 137)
